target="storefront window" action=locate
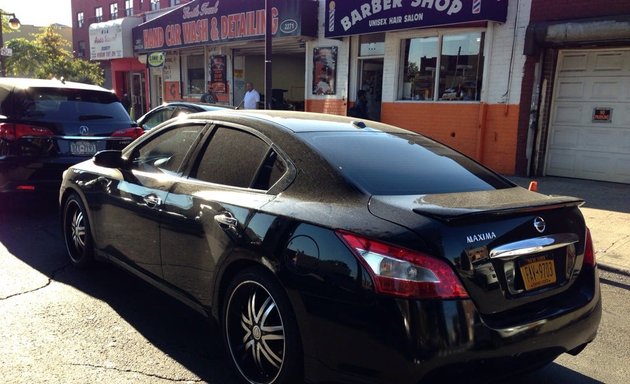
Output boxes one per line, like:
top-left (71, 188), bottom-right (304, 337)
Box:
top-left (183, 54), bottom-right (205, 96)
top-left (400, 36), bottom-right (438, 100)
top-left (438, 32), bottom-right (484, 101)
top-left (399, 32), bottom-right (484, 102)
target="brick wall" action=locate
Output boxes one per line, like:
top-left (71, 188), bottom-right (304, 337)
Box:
top-left (531, 0), bottom-right (630, 22)
top-left (382, 102), bottom-right (520, 174)
top-left (305, 99), bottom-right (348, 116)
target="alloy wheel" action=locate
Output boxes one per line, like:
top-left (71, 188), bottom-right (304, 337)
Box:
top-left (69, 207), bottom-right (86, 254)
top-left (226, 280), bottom-right (286, 384)
top-left (63, 195), bottom-right (93, 268)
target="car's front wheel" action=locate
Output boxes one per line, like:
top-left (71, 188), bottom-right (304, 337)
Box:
top-left (62, 193), bottom-right (94, 268)
top-left (223, 267), bottom-right (302, 384)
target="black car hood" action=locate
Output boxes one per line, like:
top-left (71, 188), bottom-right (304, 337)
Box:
top-left (369, 187), bottom-right (583, 224)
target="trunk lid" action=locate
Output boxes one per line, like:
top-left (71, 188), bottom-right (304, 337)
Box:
top-left (369, 186), bottom-right (588, 315)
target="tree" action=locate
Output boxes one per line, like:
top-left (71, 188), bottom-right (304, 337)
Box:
top-left (5, 26), bottom-right (104, 85)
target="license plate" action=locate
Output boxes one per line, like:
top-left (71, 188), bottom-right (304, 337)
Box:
top-left (520, 256), bottom-right (556, 290)
top-left (70, 141), bottom-right (97, 156)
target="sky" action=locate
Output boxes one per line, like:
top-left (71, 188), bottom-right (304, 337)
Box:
top-left (0, 0), bottom-right (72, 27)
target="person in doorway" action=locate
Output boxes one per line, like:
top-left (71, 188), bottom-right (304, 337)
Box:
top-left (200, 82), bottom-right (217, 103)
top-left (348, 89), bottom-right (369, 119)
top-left (243, 81), bottom-right (260, 109)
top-left (121, 93), bottom-right (131, 113)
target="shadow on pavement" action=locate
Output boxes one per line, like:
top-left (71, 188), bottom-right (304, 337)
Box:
top-left (503, 362), bottom-right (604, 384)
top-left (0, 197), bottom-right (239, 384)
top-left (508, 176), bottom-right (630, 214)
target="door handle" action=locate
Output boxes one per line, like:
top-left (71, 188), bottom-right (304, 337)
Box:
top-left (143, 194), bottom-right (162, 209)
top-left (214, 212), bottom-right (238, 229)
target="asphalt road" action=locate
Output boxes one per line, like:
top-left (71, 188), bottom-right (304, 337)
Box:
top-left (1, 196), bottom-right (628, 384)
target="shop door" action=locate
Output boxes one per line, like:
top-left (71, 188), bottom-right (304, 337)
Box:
top-left (150, 73), bottom-right (163, 109)
top-left (546, 49), bottom-right (630, 183)
top-left (359, 59), bottom-right (383, 121)
top-left (131, 73), bottom-right (146, 120)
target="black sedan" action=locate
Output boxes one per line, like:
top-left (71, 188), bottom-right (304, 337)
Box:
top-left (59, 110), bottom-right (601, 384)
top-left (136, 101), bottom-right (233, 130)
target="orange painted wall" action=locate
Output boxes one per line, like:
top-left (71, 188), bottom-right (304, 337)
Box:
top-left (305, 99), bottom-right (348, 116)
top-left (381, 103), bottom-right (520, 175)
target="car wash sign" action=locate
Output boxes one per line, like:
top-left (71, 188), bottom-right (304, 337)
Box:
top-left (325, 0), bottom-right (508, 38)
top-left (133, 0), bottom-right (316, 53)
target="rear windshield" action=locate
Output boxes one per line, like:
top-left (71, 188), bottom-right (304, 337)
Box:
top-left (4, 87), bottom-right (131, 122)
top-left (303, 131), bottom-right (514, 195)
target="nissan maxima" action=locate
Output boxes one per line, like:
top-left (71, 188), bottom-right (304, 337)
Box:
top-left (59, 110), bottom-right (601, 384)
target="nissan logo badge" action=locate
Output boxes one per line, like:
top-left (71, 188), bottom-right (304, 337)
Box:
top-left (533, 217), bottom-right (546, 233)
top-left (79, 126), bottom-right (89, 135)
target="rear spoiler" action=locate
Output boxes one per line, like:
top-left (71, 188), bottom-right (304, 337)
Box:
top-left (413, 196), bottom-right (584, 223)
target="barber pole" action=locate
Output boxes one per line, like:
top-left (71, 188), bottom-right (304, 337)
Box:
top-left (472, 0), bottom-right (481, 14)
top-left (329, 1), bottom-right (336, 32)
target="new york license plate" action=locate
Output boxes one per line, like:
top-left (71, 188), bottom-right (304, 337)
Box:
top-left (520, 255), bottom-right (556, 291)
top-left (70, 141), bottom-right (97, 156)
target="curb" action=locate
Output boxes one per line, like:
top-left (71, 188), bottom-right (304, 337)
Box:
top-left (598, 263), bottom-right (630, 277)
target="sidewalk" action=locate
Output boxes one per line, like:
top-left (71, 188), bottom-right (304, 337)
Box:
top-left (508, 176), bottom-right (630, 275)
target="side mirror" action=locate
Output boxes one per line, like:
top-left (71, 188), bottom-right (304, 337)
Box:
top-left (93, 150), bottom-right (127, 169)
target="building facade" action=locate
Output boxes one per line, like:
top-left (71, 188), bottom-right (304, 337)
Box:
top-left (71, 0), bottom-right (193, 118)
top-left (131, 0), bottom-right (317, 110)
top-left (70, 1), bottom-right (630, 183)
top-left (304, 0), bottom-right (525, 175)
top-left (519, 0), bottom-right (630, 183)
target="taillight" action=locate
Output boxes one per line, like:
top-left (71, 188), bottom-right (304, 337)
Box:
top-left (111, 127), bottom-right (144, 140)
top-left (0, 123), bottom-right (54, 140)
top-left (583, 227), bottom-right (596, 267)
top-left (337, 231), bottom-right (469, 299)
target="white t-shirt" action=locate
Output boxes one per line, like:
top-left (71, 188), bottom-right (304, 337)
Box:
top-left (244, 89), bottom-right (260, 109)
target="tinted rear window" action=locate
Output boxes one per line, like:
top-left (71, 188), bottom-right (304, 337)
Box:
top-left (3, 87), bottom-right (130, 122)
top-left (304, 132), bottom-right (513, 195)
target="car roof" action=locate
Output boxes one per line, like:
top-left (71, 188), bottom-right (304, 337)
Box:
top-left (190, 109), bottom-right (413, 134)
top-left (161, 101), bottom-right (233, 110)
top-left (0, 77), bottom-right (113, 93)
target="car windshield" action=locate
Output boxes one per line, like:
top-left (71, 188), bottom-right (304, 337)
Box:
top-left (303, 131), bottom-right (514, 195)
top-left (10, 87), bottom-right (130, 122)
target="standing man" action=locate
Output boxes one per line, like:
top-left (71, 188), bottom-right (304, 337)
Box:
top-left (200, 82), bottom-right (217, 103)
top-left (243, 81), bottom-right (260, 109)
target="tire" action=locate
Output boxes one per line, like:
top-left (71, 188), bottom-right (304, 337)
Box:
top-left (62, 193), bottom-right (94, 268)
top-left (223, 268), bottom-right (302, 384)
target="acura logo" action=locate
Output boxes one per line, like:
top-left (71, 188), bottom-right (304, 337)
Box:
top-left (533, 217), bottom-right (546, 233)
top-left (79, 126), bottom-right (89, 135)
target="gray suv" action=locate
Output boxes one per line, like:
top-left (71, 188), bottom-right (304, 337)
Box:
top-left (0, 77), bottom-right (140, 195)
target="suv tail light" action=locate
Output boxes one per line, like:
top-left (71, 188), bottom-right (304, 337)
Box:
top-left (337, 231), bottom-right (469, 299)
top-left (111, 127), bottom-right (144, 140)
top-left (0, 123), bottom-right (54, 140)
top-left (583, 228), bottom-right (595, 267)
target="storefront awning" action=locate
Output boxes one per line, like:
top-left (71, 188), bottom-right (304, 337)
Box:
top-left (324, 0), bottom-right (508, 38)
top-left (89, 17), bottom-right (143, 60)
top-left (132, 0), bottom-right (318, 54)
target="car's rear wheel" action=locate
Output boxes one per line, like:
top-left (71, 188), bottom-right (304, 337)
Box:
top-left (62, 193), bottom-right (94, 268)
top-left (223, 268), bottom-right (302, 384)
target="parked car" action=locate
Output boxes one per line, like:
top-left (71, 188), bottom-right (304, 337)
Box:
top-left (0, 77), bottom-right (139, 195)
top-left (136, 101), bottom-right (233, 130)
top-left (59, 110), bottom-right (601, 384)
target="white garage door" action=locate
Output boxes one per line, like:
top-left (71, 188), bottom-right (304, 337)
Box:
top-left (546, 49), bottom-right (630, 183)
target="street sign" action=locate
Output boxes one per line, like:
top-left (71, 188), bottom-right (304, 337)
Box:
top-left (0, 47), bottom-right (13, 57)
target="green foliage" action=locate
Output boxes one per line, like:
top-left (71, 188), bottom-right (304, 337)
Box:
top-left (4, 26), bottom-right (104, 85)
